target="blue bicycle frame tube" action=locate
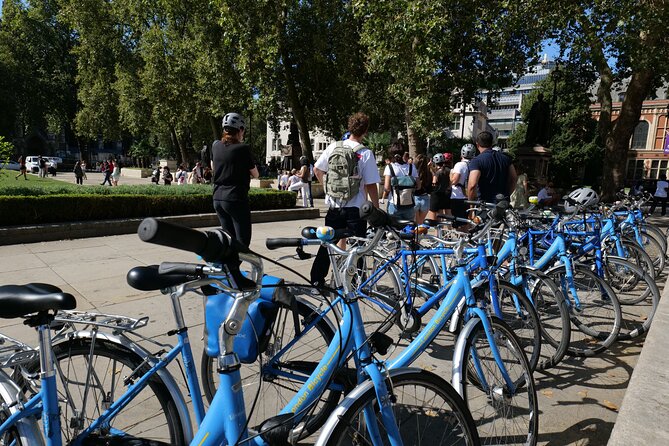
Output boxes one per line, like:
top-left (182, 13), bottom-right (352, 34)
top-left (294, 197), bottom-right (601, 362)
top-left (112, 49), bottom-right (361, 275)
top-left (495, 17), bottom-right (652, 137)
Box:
top-left (192, 369), bottom-right (248, 446)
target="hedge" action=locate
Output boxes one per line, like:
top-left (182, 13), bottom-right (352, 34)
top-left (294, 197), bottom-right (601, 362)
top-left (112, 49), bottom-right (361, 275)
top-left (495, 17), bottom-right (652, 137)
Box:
top-left (0, 190), bottom-right (295, 226)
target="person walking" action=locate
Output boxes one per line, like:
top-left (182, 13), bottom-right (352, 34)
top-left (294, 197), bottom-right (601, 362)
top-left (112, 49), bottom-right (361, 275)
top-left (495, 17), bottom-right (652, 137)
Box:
top-left (413, 154), bottom-right (431, 224)
top-left (310, 112), bottom-right (380, 290)
top-left (467, 131), bottom-right (516, 204)
top-left (81, 160), bottom-right (88, 180)
top-left (426, 153), bottom-right (452, 220)
top-left (15, 156), bottom-right (27, 180)
top-left (111, 160), bottom-right (121, 186)
top-left (381, 140), bottom-right (418, 220)
top-left (651, 174), bottom-right (669, 216)
top-left (100, 161), bottom-right (113, 186)
top-left (451, 144), bottom-right (476, 221)
top-left (73, 161), bottom-right (84, 185)
top-left (288, 156), bottom-right (312, 207)
top-left (510, 163), bottom-right (529, 209)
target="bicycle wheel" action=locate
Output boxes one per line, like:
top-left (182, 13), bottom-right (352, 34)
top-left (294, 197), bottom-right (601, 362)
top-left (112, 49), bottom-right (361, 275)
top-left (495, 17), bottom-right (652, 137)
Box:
top-left (38, 337), bottom-right (187, 445)
top-left (599, 256), bottom-right (659, 340)
top-left (626, 234), bottom-right (665, 276)
top-left (520, 269), bottom-right (571, 371)
top-left (546, 264), bottom-right (622, 357)
top-left (201, 292), bottom-right (339, 437)
top-left (0, 369), bottom-right (43, 446)
top-left (613, 239), bottom-right (656, 281)
top-left (318, 369), bottom-right (480, 446)
top-left (455, 316), bottom-right (538, 446)
top-left (480, 280), bottom-right (542, 373)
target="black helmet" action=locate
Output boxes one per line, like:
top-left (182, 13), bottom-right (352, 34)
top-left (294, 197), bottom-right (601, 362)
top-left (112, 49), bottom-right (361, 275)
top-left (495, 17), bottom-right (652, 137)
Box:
top-left (222, 113), bottom-right (246, 130)
top-left (299, 156), bottom-right (309, 166)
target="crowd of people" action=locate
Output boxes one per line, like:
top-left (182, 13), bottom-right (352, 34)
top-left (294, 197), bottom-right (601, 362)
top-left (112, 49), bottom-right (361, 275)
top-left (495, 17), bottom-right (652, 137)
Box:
top-left (151, 162), bottom-right (213, 186)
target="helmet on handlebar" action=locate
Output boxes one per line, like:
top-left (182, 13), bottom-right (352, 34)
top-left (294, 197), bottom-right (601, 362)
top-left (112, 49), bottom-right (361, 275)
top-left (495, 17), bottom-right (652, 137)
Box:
top-left (564, 187), bottom-right (599, 212)
top-left (461, 144), bottom-right (477, 160)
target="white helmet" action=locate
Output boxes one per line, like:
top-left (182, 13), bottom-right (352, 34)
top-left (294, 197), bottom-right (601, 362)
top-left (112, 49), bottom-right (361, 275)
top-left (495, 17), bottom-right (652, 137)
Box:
top-left (461, 144), bottom-right (477, 159)
top-left (564, 187), bottom-right (599, 212)
top-left (492, 145), bottom-right (502, 152)
top-left (222, 112), bottom-right (246, 130)
top-left (432, 153), bottom-right (446, 165)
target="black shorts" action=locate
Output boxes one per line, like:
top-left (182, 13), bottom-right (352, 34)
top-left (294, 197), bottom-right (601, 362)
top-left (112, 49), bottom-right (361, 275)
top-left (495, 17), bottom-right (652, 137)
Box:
top-left (429, 192), bottom-right (451, 212)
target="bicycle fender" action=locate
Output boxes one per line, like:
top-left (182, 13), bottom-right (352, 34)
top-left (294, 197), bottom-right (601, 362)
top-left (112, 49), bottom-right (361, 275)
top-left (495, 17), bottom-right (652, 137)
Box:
top-left (53, 330), bottom-right (194, 443)
top-left (0, 369), bottom-right (45, 445)
top-left (313, 367), bottom-right (425, 446)
top-left (451, 316), bottom-right (484, 397)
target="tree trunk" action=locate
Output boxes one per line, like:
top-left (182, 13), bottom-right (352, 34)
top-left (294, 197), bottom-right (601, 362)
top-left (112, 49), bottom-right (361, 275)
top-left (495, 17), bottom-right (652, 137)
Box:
top-left (280, 47), bottom-right (311, 163)
top-left (209, 116), bottom-right (221, 142)
top-left (404, 107), bottom-right (424, 158)
top-left (170, 126), bottom-right (189, 166)
top-left (601, 70), bottom-right (654, 200)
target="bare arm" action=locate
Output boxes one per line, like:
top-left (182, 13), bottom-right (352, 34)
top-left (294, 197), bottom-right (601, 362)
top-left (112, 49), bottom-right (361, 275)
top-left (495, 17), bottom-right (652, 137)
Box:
top-left (250, 166), bottom-right (259, 179)
top-left (467, 170), bottom-right (480, 200)
top-left (382, 175), bottom-right (391, 200)
top-left (450, 171), bottom-right (461, 186)
top-left (313, 167), bottom-right (325, 183)
top-left (365, 183), bottom-right (380, 208)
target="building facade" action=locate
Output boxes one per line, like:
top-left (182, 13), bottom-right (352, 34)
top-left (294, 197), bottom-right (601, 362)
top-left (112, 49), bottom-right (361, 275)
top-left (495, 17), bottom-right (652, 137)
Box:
top-left (444, 100), bottom-right (495, 142)
top-left (591, 89), bottom-right (669, 182)
top-left (485, 55), bottom-right (556, 146)
top-left (266, 121), bottom-right (334, 166)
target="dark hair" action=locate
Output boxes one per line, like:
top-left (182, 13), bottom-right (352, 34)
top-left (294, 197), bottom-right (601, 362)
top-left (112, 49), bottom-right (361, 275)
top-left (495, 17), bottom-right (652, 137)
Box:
top-left (660, 174), bottom-right (667, 180)
top-left (389, 141), bottom-right (406, 164)
top-left (348, 112), bottom-right (369, 137)
top-left (415, 154), bottom-right (430, 190)
top-left (476, 131), bottom-right (493, 148)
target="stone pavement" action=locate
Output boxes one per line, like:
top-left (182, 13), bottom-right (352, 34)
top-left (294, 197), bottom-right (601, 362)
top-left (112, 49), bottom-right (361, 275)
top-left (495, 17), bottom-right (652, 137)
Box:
top-left (1, 216), bottom-right (667, 444)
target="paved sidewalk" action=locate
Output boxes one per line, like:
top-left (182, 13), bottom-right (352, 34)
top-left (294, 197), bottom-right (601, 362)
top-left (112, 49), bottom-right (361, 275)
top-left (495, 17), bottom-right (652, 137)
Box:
top-left (0, 217), bottom-right (663, 444)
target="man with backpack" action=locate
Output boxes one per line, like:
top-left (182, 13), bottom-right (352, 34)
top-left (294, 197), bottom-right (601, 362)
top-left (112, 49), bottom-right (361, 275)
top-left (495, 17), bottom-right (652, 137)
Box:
top-left (450, 143), bottom-right (476, 221)
top-left (310, 112), bottom-right (381, 290)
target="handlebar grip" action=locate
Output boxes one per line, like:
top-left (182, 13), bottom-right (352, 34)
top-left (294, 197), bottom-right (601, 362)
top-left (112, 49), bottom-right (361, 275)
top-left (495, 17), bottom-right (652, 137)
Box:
top-left (360, 201), bottom-right (390, 227)
top-left (436, 214), bottom-right (472, 225)
top-left (158, 262), bottom-right (203, 275)
top-left (265, 238), bottom-right (305, 250)
top-left (138, 218), bottom-right (235, 263)
top-left (492, 201), bottom-right (510, 220)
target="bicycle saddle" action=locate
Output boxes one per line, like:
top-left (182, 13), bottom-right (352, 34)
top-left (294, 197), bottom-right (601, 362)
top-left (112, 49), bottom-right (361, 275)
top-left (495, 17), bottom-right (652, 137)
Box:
top-left (0, 283), bottom-right (76, 318)
top-left (127, 265), bottom-right (194, 291)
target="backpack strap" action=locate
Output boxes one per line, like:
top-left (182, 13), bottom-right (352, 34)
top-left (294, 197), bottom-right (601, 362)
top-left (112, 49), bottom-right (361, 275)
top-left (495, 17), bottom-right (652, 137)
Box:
top-left (409, 163), bottom-right (413, 176)
top-left (388, 163), bottom-right (396, 178)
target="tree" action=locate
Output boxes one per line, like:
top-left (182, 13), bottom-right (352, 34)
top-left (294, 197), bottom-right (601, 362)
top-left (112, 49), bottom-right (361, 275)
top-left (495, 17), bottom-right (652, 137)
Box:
top-left (549, 0), bottom-right (669, 198)
top-left (0, 136), bottom-right (14, 165)
top-left (0, 0), bottom-right (77, 150)
top-left (507, 66), bottom-right (601, 187)
top-left (352, 0), bottom-right (547, 156)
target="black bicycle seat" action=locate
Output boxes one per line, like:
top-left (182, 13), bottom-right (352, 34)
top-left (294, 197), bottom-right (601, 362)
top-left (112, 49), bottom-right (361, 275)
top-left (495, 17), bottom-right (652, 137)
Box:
top-left (0, 283), bottom-right (76, 319)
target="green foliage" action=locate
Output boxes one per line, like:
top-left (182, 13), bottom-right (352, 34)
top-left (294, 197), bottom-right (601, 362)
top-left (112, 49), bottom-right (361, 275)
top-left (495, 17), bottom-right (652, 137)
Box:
top-left (0, 136), bottom-right (13, 165)
top-left (364, 132), bottom-right (391, 159)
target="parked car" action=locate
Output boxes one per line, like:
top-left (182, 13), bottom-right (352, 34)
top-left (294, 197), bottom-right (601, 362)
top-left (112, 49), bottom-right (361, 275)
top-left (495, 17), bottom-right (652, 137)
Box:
top-left (25, 156), bottom-right (54, 173)
top-left (0, 160), bottom-right (20, 171)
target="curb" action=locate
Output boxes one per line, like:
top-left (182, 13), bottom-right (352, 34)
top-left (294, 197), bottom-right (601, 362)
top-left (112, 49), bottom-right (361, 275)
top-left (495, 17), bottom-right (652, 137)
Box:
top-left (607, 272), bottom-right (669, 446)
top-left (0, 208), bottom-right (321, 245)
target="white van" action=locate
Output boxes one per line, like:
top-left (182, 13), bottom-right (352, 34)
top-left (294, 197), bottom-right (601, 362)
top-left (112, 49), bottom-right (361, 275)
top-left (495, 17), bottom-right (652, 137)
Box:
top-left (25, 156), bottom-right (53, 173)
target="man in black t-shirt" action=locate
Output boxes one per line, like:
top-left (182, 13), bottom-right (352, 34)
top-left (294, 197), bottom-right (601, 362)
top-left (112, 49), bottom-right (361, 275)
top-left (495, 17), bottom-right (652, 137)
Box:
top-left (467, 132), bottom-right (516, 203)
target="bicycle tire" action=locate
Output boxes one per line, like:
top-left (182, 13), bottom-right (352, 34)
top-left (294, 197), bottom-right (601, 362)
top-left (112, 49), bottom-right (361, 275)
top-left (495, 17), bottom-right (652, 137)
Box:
top-left (35, 337), bottom-right (187, 445)
top-left (599, 256), bottom-right (659, 340)
top-left (614, 240), bottom-right (656, 282)
top-left (0, 369), bottom-right (43, 446)
top-left (520, 269), bottom-right (571, 371)
top-left (455, 316), bottom-right (538, 446)
top-left (641, 223), bottom-right (668, 256)
top-left (480, 280), bottom-right (542, 373)
top-left (546, 264), bottom-right (622, 357)
top-left (318, 369), bottom-right (480, 446)
top-left (625, 234), bottom-right (665, 276)
top-left (201, 292), bottom-right (339, 437)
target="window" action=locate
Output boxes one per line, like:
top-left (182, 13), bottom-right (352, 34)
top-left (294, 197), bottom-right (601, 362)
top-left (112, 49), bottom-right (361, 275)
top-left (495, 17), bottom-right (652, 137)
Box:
top-left (649, 160), bottom-right (669, 179)
top-left (449, 116), bottom-right (461, 131)
top-left (318, 142), bottom-right (328, 152)
top-left (631, 121), bottom-right (649, 149)
top-left (626, 159), bottom-right (645, 180)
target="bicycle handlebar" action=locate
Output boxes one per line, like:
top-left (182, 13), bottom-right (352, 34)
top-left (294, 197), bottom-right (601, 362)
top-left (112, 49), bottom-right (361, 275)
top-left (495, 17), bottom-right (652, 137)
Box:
top-left (138, 218), bottom-right (247, 263)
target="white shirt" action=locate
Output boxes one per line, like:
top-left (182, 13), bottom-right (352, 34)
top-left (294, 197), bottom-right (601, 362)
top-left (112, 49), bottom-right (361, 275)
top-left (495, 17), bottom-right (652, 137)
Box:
top-left (383, 162), bottom-right (418, 203)
top-left (654, 180), bottom-right (668, 198)
top-left (450, 160), bottom-right (469, 199)
top-left (315, 140), bottom-right (381, 208)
